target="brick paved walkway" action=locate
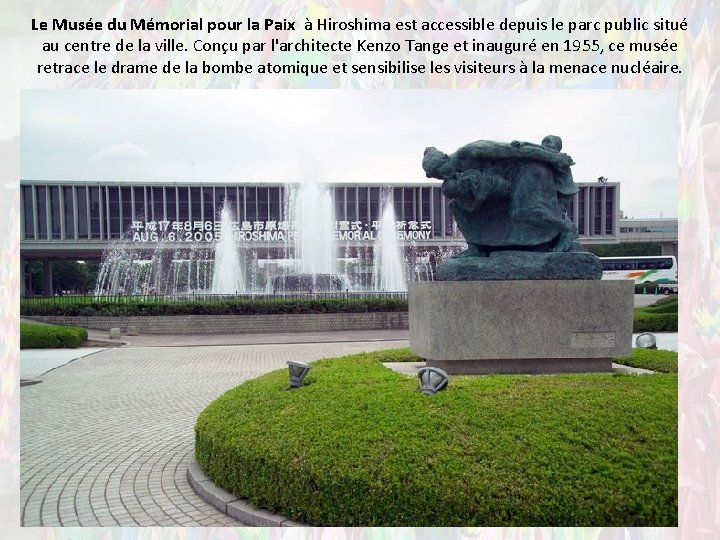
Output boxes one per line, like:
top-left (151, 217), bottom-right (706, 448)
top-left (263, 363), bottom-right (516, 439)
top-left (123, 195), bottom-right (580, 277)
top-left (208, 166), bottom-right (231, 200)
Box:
top-left (20, 340), bottom-right (406, 526)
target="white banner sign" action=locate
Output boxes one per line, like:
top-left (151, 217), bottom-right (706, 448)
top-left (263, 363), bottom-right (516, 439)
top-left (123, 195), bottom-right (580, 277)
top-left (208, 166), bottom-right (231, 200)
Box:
top-left (129, 220), bottom-right (434, 243)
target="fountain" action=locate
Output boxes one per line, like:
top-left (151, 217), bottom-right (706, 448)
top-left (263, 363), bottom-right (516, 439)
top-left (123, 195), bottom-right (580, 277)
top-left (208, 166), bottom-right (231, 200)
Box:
top-left (372, 197), bottom-right (408, 292)
top-left (92, 180), bottom-right (433, 297)
top-left (94, 242), bottom-right (159, 295)
top-left (169, 248), bottom-right (214, 294)
top-left (269, 273), bottom-right (345, 293)
top-left (94, 243), bottom-right (131, 295)
top-left (291, 179), bottom-right (336, 275)
top-left (211, 201), bottom-right (245, 295)
top-left (94, 202), bottom-right (245, 296)
top-left (95, 241), bottom-right (216, 296)
top-left (272, 179), bottom-right (348, 293)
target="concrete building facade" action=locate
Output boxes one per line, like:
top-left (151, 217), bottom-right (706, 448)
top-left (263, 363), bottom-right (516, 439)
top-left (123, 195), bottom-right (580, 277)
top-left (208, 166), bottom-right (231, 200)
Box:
top-left (21, 179), bottom-right (623, 294)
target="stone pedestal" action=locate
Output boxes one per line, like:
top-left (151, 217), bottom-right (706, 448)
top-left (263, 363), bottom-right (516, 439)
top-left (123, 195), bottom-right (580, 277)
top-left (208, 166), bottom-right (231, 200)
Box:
top-left (409, 280), bottom-right (633, 374)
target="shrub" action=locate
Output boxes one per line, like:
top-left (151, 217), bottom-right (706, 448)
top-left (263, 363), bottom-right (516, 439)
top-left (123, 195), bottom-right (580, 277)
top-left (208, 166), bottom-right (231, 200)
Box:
top-left (652, 294), bottom-right (678, 305)
top-left (20, 297), bottom-right (409, 317)
top-left (79, 306), bottom-right (97, 317)
top-left (640, 299), bottom-right (678, 314)
top-left (613, 348), bottom-right (677, 373)
top-left (196, 349), bottom-right (677, 526)
top-left (20, 322), bottom-right (88, 349)
top-left (633, 313), bottom-right (677, 332)
top-left (632, 298), bottom-right (678, 332)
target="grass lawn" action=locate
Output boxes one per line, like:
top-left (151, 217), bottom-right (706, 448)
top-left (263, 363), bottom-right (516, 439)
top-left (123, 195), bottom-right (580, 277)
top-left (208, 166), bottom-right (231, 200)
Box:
top-left (20, 322), bottom-right (88, 349)
top-left (614, 348), bottom-right (677, 373)
top-left (195, 348), bottom-right (677, 527)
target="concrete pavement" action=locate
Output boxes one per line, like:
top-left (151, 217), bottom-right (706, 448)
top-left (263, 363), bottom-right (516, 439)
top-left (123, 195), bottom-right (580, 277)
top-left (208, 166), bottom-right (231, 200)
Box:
top-left (83, 327), bottom-right (410, 347)
top-left (18, 328), bottom-right (408, 384)
top-left (20, 339), bottom-right (408, 526)
top-left (20, 348), bottom-right (108, 380)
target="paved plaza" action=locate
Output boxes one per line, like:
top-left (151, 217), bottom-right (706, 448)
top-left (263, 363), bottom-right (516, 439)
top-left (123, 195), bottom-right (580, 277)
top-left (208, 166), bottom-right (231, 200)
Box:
top-left (20, 338), bottom-right (407, 526)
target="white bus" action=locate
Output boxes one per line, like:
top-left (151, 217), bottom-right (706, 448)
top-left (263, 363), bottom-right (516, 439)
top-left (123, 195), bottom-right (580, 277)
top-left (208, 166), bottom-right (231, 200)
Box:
top-left (600, 255), bottom-right (678, 285)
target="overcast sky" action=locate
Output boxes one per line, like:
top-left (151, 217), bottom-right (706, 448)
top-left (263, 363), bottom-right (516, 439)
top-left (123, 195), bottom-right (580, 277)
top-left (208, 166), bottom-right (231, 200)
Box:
top-left (21, 90), bottom-right (678, 218)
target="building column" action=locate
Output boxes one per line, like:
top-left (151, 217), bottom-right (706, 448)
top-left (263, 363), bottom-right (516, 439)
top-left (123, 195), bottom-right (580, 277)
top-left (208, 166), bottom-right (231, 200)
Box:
top-left (20, 257), bottom-right (26, 296)
top-left (661, 241), bottom-right (679, 259)
top-left (43, 259), bottom-right (53, 296)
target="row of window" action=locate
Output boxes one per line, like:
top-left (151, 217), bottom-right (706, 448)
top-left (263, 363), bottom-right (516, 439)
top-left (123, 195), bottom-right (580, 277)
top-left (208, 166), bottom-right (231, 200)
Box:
top-left (565, 186), bottom-right (615, 236)
top-left (601, 258), bottom-right (675, 271)
top-left (21, 183), bottom-right (618, 242)
top-left (619, 225), bottom-right (678, 234)
top-left (21, 184), bottom-right (457, 241)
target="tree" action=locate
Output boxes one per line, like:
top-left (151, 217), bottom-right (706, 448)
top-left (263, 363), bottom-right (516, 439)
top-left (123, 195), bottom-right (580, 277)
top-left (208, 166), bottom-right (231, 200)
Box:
top-left (46, 260), bottom-right (99, 294)
top-left (25, 261), bottom-right (44, 295)
top-left (588, 243), bottom-right (662, 257)
top-left (51, 261), bottom-right (91, 293)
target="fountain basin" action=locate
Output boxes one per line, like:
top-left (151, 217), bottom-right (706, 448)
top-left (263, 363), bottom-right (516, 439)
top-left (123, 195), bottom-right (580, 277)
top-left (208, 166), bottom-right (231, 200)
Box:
top-left (30, 311), bottom-right (408, 334)
top-left (269, 273), bottom-right (347, 293)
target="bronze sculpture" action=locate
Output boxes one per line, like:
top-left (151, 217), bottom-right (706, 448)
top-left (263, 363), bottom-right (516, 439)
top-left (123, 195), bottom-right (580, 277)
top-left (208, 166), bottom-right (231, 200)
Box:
top-left (422, 136), bottom-right (602, 280)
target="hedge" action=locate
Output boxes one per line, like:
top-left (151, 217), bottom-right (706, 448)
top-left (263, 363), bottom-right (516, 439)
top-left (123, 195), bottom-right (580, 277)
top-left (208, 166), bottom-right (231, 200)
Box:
top-left (20, 322), bottom-right (88, 349)
top-left (633, 298), bottom-right (678, 332)
top-left (639, 298), bottom-right (678, 314)
top-left (195, 349), bottom-right (677, 526)
top-left (20, 298), bottom-right (408, 317)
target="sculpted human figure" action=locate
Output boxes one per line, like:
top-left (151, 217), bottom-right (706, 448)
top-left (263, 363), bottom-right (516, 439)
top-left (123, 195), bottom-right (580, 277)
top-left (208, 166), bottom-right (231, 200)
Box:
top-left (422, 135), bottom-right (580, 256)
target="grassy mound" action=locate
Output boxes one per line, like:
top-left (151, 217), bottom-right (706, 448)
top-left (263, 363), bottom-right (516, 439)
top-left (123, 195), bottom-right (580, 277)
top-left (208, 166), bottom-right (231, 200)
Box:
top-left (633, 297), bottom-right (678, 332)
top-left (614, 348), bottom-right (677, 373)
top-left (20, 322), bottom-right (88, 349)
top-left (195, 349), bottom-right (677, 526)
